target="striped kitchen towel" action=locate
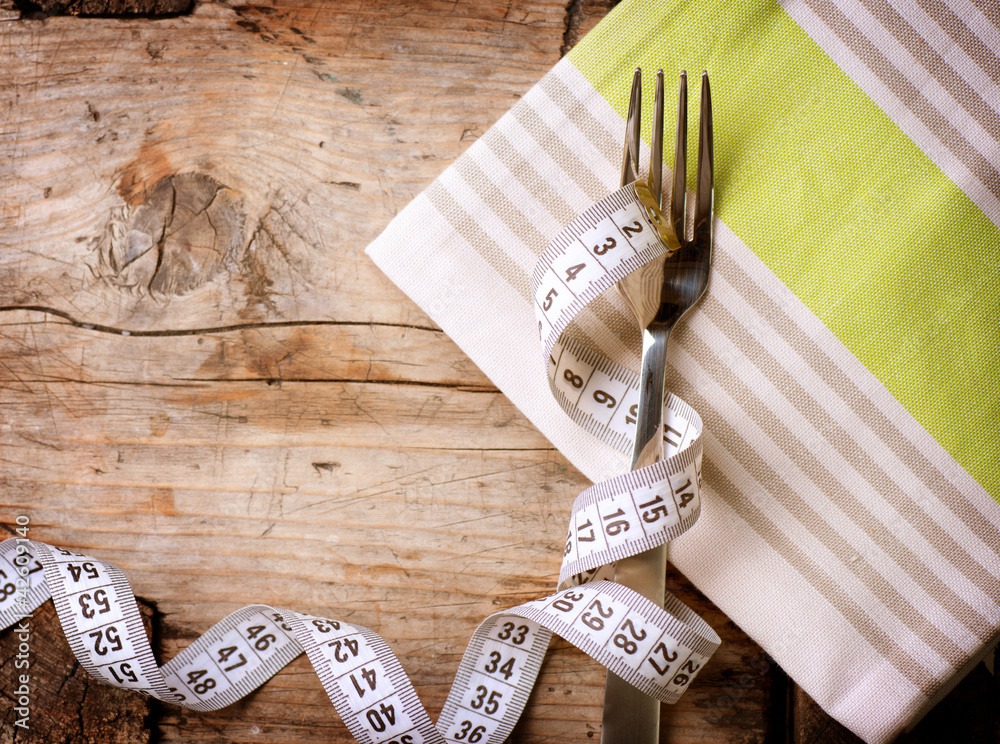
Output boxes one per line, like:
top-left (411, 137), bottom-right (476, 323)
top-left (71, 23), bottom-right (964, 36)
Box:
top-left (366, 1), bottom-right (1000, 742)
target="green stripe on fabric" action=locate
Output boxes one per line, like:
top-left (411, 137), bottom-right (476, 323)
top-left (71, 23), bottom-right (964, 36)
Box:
top-left (568, 0), bottom-right (999, 500)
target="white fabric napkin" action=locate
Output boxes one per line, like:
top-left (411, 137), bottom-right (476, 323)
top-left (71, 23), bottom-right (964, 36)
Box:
top-left (367, 1), bottom-right (1000, 741)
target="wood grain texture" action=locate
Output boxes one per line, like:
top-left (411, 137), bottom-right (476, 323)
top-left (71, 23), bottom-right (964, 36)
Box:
top-left (0, 1), bottom-right (993, 743)
top-left (0, 599), bottom-right (155, 743)
top-left (14, 0), bottom-right (193, 19)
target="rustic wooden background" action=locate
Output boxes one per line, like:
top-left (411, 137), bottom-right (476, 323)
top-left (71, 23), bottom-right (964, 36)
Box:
top-left (0, 0), bottom-right (996, 742)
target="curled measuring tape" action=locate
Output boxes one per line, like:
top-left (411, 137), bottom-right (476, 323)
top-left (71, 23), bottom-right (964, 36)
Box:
top-left (532, 181), bottom-right (708, 589)
top-left (0, 181), bottom-right (719, 743)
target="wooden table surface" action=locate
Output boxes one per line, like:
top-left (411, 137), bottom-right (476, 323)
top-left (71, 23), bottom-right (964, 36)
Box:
top-left (0, 1), bottom-right (996, 742)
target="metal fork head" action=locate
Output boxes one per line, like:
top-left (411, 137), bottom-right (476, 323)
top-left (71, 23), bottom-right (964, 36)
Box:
top-left (617, 68), bottom-right (714, 333)
top-left (656, 70), bottom-right (713, 330)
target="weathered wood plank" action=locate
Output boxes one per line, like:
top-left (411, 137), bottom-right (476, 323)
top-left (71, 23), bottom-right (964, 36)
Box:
top-left (0, 0), bottom-right (565, 332)
top-left (14, 0), bottom-right (193, 18)
top-left (0, 309), bottom-right (493, 387)
top-left (0, 312), bottom-right (778, 741)
top-left (0, 597), bottom-right (154, 743)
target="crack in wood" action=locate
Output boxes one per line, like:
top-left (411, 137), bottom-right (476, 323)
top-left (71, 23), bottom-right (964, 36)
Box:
top-left (0, 305), bottom-right (442, 337)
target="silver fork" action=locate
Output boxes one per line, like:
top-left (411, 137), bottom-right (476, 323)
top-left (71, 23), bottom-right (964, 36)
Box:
top-left (601, 69), bottom-right (714, 744)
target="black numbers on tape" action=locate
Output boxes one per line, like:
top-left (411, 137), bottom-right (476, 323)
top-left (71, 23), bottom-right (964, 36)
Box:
top-left (496, 621), bottom-right (529, 645)
top-left (592, 237), bottom-right (616, 255)
top-left (576, 519), bottom-right (596, 543)
top-left (625, 403), bottom-right (638, 426)
top-left (593, 389), bottom-right (616, 408)
top-left (621, 220), bottom-right (643, 239)
top-left (580, 599), bottom-right (614, 631)
top-left (638, 494), bottom-right (669, 524)
top-left (563, 369), bottom-right (584, 389)
top-left (471, 685), bottom-right (503, 714)
top-left (246, 625), bottom-right (277, 651)
top-left (109, 662), bottom-right (139, 685)
top-left (68, 562), bottom-right (100, 582)
top-left (672, 658), bottom-right (702, 688)
top-left (312, 618), bottom-right (341, 633)
top-left (350, 666), bottom-right (378, 697)
top-left (612, 619), bottom-right (646, 655)
top-left (89, 625), bottom-right (123, 656)
top-left (455, 720), bottom-right (486, 742)
top-left (366, 702), bottom-right (396, 732)
top-left (674, 478), bottom-right (696, 509)
top-left (328, 636), bottom-right (361, 662)
top-left (542, 288), bottom-right (558, 311)
top-left (483, 651), bottom-right (515, 680)
top-left (565, 263), bottom-right (585, 281)
top-left (601, 508), bottom-right (630, 536)
top-left (647, 642), bottom-right (679, 676)
top-left (271, 612), bottom-right (294, 632)
top-left (78, 588), bottom-right (111, 618)
top-left (217, 645), bottom-right (247, 672)
top-left (186, 669), bottom-right (217, 695)
top-left (0, 570), bottom-right (15, 600)
top-left (551, 589), bottom-right (585, 613)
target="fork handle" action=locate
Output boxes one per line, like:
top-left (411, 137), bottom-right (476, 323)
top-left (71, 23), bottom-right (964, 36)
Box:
top-left (629, 326), bottom-right (670, 471)
top-left (600, 326), bottom-right (670, 744)
top-left (600, 545), bottom-right (666, 743)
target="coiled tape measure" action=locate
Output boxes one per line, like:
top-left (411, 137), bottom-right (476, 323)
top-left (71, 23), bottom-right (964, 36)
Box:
top-left (1, 179), bottom-right (719, 743)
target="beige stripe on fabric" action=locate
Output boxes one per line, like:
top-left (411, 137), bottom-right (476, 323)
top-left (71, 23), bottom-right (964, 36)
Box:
top-left (510, 104), bottom-right (608, 204)
top-left (859, 0), bottom-right (1000, 139)
top-left (917, 0), bottom-right (1000, 87)
top-left (538, 72), bottom-right (624, 175)
top-left (426, 173), bottom-right (615, 373)
top-left (694, 431), bottom-right (937, 694)
top-left (479, 126), bottom-right (578, 230)
top-left (452, 148), bottom-right (638, 351)
top-left (425, 180), bottom-right (531, 300)
top-left (678, 319), bottom-right (974, 668)
top-left (453, 156), bottom-right (550, 257)
top-left (801, 0), bottom-right (1000, 202)
top-left (713, 248), bottom-right (1000, 567)
top-left (688, 298), bottom-right (993, 648)
top-left (476, 101), bottom-right (640, 349)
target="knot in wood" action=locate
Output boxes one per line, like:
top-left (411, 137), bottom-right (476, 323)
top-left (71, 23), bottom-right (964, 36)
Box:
top-left (101, 173), bottom-right (247, 297)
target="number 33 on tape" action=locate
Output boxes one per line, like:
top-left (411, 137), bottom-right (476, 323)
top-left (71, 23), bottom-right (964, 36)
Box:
top-left (0, 182), bottom-right (719, 743)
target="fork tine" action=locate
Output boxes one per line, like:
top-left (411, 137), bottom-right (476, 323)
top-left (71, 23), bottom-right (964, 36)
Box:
top-left (648, 69), bottom-right (664, 207)
top-left (670, 71), bottom-right (688, 241)
top-left (692, 71), bottom-right (714, 248)
top-left (630, 72), bottom-right (642, 183)
top-left (620, 68), bottom-right (642, 188)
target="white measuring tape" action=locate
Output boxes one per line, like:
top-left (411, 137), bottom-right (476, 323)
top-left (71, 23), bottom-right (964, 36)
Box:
top-left (1, 180), bottom-right (719, 742)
